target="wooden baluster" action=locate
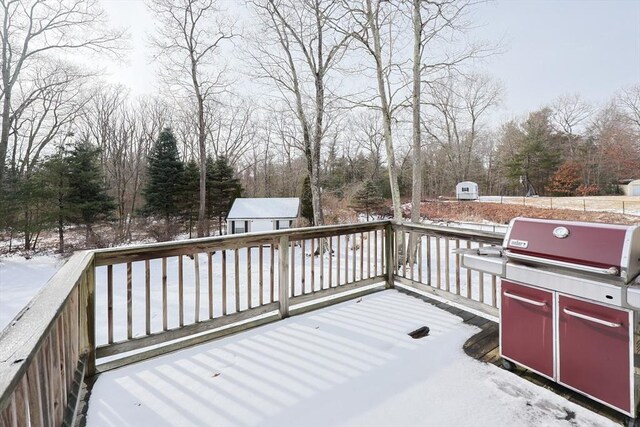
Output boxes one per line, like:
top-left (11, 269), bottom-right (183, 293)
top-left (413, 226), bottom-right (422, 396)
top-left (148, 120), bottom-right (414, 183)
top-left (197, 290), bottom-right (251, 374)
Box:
top-left (222, 250), bottom-right (227, 316)
top-left (455, 239), bottom-right (460, 294)
top-left (290, 240), bottom-right (296, 296)
top-left (301, 239), bottom-right (306, 294)
top-left (360, 232), bottom-right (364, 281)
top-left (107, 265), bottom-right (113, 344)
top-left (311, 238), bottom-right (315, 292)
top-left (40, 340), bottom-right (52, 426)
top-left (479, 243), bottom-right (485, 303)
top-left (178, 256), bottom-right (184, 327)
top-left (374, 230), bottom-right (378, 276)
top-left (16, 377), bottom-right (29, 427)
top-left (270, 243), bottom-right (275, 303)
top-left (352, 233), bottom-right (357, 283)
top-left (492, 275), bottom-right (497, 307)
top-left (319, 239), bottom-right (325, 290)
top-left (436, 237), bottom-right (441, 289)
top-left (162, 257), bottom-right (168, 331)
top-left (409, 232), bottom-right (414, 281)
top-left (336, 235), bottom-right (341, 286)
top-left (259, 245), bottom-right (264, 306)
top-left (145, 260), bottom-right (151, 334)
top-left (394, 231), bottom-right (400, 279)
top-left (466, 240), bottom-right (472, 299)
top-left (26, 357), bottom-right (44, 427)
top-left (247, 247), bottom-right (252, 309)
top-left (445, 239), bottom-right (450, 293)
top-left (426, 235), bottom-right (431, 286)
top-left (234, 249), bottom-right (240, 313)
top-left (208, 251), bottom-right (214, 319)
top-left (367, 231), bottom-right (371, 278)
top-left (194, 253), bottom-right (200, 323)
top-left (418, 234), bottom-right (423, 283)
top-left (54, 318), bottom-right (65, 419)
top-left (127, 262), bottom-right (133, 338)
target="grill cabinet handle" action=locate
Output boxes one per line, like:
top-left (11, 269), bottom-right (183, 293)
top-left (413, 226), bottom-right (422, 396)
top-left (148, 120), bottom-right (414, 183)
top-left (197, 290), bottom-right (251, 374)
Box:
top-left (563, 308), bottom-right (622, 328)
top-left (503, 291), bottom-right (546, 307)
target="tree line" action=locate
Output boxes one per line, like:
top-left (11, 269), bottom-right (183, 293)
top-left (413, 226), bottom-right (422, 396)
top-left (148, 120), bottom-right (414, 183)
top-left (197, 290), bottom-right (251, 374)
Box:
top-left (0, 0), bottom-right (638, 252)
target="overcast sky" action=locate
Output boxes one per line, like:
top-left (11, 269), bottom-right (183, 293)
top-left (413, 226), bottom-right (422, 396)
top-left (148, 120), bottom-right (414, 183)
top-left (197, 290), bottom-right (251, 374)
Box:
top-left (99, 0), bottom-right (640, 123)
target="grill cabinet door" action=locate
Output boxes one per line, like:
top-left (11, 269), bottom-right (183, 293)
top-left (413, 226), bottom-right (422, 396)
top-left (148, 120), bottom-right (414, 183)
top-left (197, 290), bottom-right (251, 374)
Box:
top-left (501, 280), bottom-right (554, 378)
top-left (558, 295), bottom-right (631, 414)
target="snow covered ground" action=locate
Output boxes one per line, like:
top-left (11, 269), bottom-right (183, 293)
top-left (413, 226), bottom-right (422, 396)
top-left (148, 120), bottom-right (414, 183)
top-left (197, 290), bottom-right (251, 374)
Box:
top-left (0, 255), bottom-right (63, 331)
top-left (86, 290), bottom-right (615, 427)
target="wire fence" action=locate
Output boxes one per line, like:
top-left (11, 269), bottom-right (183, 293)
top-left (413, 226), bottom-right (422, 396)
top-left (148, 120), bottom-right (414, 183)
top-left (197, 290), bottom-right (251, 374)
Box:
top-left (478, 196), bottom-right (640, 216)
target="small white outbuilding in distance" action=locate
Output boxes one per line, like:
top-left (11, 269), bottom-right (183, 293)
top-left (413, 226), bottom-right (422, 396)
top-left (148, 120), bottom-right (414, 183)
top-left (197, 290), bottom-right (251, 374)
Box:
top-left (456, 181), bottom-right (479, 200)
top-left (226, 198), bottom-right (300, 234)
top-left (620, 179), bottom-right (640, 196)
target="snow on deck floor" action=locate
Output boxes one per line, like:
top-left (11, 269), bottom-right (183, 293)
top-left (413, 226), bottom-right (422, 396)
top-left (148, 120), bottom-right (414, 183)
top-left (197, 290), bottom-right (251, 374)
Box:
top-left (87, 291), bottom-right (615, 427)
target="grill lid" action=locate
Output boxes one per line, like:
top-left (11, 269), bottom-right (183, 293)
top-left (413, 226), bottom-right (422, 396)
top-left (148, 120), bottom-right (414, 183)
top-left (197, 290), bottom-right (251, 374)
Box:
top-left (503, 217), bottom-right (640, 283)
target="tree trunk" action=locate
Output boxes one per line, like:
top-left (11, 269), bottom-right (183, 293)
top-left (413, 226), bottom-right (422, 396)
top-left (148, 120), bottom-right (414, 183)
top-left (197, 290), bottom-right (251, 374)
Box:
top-left (369, 0), bottom-right (402, 222)
top-left (409, 0), bottom-right (423, 265)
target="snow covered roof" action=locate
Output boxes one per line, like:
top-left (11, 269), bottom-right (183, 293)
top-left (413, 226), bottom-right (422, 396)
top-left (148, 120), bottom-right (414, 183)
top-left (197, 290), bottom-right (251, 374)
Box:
top-left (227, 198), bottom-right (300, 219)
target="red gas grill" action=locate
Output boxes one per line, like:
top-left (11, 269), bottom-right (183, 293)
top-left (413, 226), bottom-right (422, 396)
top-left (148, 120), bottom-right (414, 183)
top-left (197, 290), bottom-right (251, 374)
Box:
top-left (462, 217), bottom-right (640, 422)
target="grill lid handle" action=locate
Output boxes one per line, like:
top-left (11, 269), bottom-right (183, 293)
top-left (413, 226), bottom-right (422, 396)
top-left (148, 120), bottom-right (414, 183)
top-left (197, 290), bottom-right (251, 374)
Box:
top-left (505, 251), bottom-right (620, 277)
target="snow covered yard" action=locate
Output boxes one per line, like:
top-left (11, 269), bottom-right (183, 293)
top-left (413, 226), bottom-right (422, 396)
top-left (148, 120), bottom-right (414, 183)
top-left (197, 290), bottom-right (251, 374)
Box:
top-left (0, 255), bottom-right (63, 330)
top-left (86, 290), bottom-right (615, 427)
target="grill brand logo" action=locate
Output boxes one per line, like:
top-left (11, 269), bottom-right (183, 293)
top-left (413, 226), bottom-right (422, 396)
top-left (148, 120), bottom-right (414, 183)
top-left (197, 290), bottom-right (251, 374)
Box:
top-left (509, 239), bottom-right (528, 248)
top-left (552, 227), bottom-right (570, 239)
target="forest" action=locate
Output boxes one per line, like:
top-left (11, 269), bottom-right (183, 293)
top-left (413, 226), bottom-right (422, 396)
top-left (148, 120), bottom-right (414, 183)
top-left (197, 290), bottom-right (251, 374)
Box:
top-left (1, 0), bottom-right (639, 252)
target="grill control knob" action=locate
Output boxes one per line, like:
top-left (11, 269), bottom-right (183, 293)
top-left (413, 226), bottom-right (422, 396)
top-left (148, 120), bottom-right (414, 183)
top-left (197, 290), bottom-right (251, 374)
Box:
top-left (553, 226), bottom-right (570, 239)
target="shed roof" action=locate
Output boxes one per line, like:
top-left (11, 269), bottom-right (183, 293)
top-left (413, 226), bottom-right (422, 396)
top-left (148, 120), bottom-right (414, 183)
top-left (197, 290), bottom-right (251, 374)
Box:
top-left (227, 198), bottom-right (300, 219)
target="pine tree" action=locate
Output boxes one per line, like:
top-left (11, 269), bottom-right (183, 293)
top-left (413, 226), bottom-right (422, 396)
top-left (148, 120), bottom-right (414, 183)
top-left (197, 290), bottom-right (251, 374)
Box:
top-left (66, 141), bottom-right (115, 243)
top-left (143, 128), bottom-right (184, 222)
top-left (300, 175), bottom-right (314, 225)
top-left (178, 159), bottom-right (200, 237)
top-left (41, 148), bottom-right (71, 253)
top-left (351, 180), bottom-right (385, 221)
top-left (208, 156), bottom-right (242, 235)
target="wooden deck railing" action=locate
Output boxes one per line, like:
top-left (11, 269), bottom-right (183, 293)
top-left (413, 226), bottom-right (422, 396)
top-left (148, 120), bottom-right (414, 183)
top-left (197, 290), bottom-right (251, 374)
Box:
top-left (0, 220), bottom-right (503, 426)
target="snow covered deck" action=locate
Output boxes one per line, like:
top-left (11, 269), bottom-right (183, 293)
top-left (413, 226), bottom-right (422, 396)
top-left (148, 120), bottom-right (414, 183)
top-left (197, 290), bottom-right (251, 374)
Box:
top-left (85, 290), bottom-right (616, 427)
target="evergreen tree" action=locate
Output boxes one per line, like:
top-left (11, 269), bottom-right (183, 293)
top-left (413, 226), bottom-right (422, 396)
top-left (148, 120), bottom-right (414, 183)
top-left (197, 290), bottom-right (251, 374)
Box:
top-left (300, 175), bottom-right (314, 225)
top-left (143, 128), bottom-right (184, 222)
top-left (178, 159), bottom-right (200, 237)
top-left (351, 180), bottom-right (385, 220)
top-left (66, 141), bottom-right (115, 243)
top-left (505, 109), bottom-right (561, 196)
top-left (208, 156), bottom-right (242, 235)
top-left (41, 148), bottom-right (71, 253)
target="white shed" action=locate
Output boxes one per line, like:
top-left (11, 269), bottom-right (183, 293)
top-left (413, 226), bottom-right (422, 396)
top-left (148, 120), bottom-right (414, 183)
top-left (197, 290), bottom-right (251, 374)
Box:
top-left (620, 179), bottom-right (640, 196)
top-left (456, 181), bottom-right (479, 200)
top-left (226, 198), bottom-right (300, 235)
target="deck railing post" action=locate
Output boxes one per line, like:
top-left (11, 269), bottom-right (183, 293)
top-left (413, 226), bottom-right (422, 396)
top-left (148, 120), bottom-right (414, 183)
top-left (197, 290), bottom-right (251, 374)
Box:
top-left (385, 223), bottom-right (394, 289)
top-left (83, 258), bottom-right (97, 377)
top-left (278, 236), bottom-right (290, 318)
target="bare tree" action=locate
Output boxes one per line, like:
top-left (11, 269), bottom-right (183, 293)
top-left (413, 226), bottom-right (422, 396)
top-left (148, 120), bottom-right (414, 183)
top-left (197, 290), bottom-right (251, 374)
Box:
top-left (618, 85), bottom-right (640, 135)
top-left (148, 0), bottom-right (236, 237)
top-left (206, 98), bottom-right (256, 167)
top-left (0, 0), bottom-right (123, 186)
top-left (423, 73), bottom-right (501, 185)
top-left (342, 0), bottom-right (406, 221)
top-left (249, 0), bottom-right (352, 229)
top-left (551, 93), bottom-right (592, 158)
